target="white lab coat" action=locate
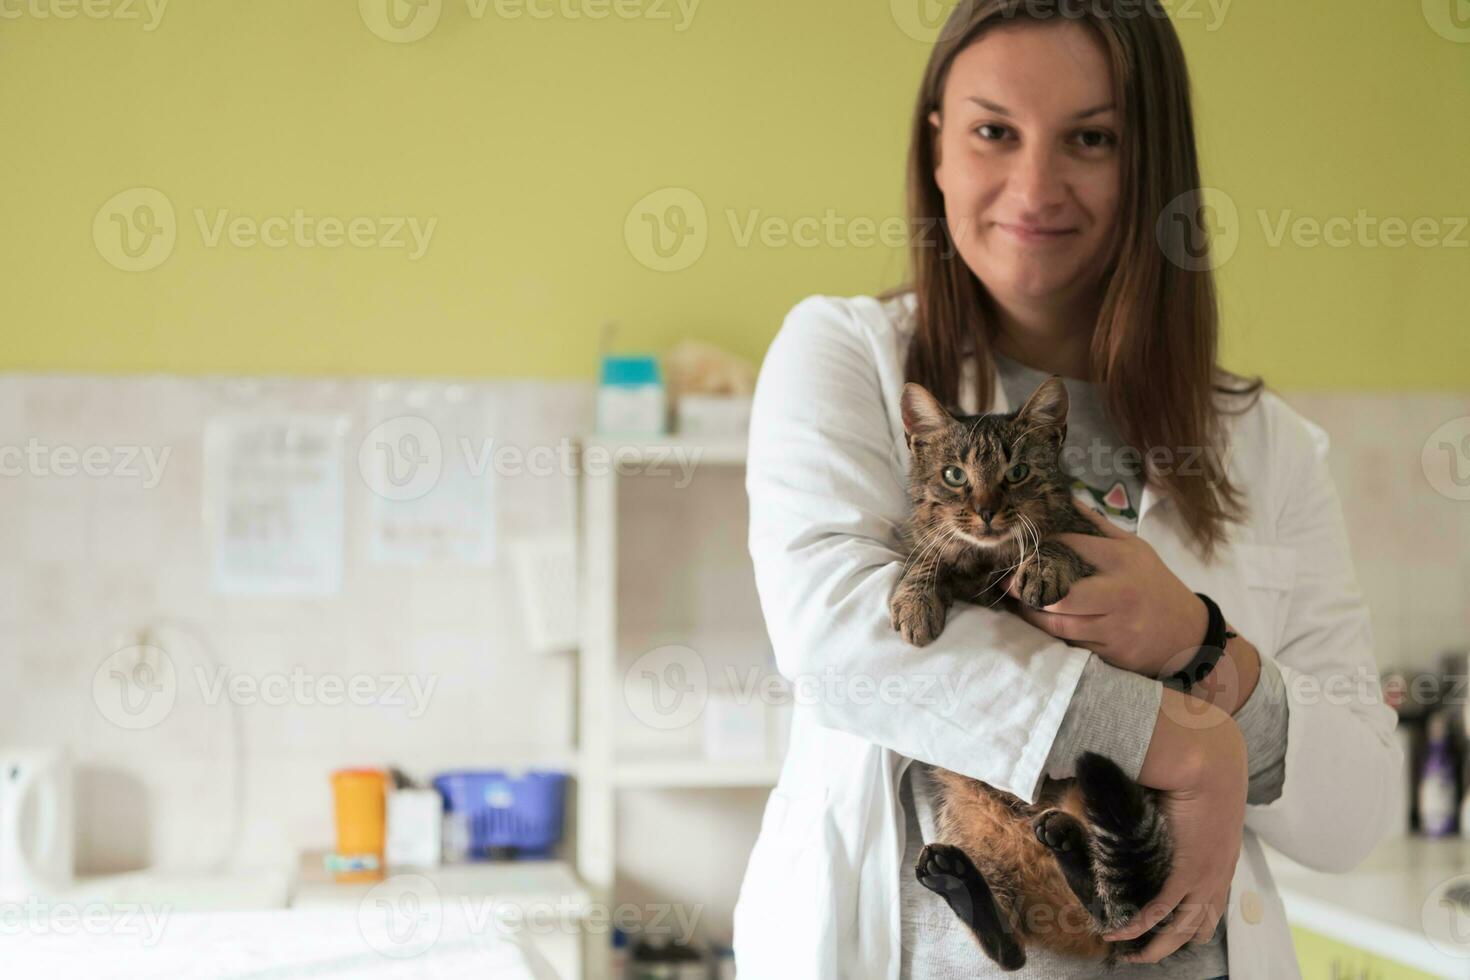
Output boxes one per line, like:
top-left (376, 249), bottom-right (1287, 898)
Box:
top-left (732, 293), bottom-right (1403, 979)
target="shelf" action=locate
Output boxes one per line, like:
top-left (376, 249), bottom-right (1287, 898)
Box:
top-left (292, 850), bottom-right (592, 912)
top-left (577, 424), bottom-right (764, 980)
top-left (610, 758), bottom-right (782, 788)
top-left (577, 434), bottom-right (747, 467)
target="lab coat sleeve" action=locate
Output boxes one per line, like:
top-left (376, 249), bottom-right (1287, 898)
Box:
top-left (1242, 401), bottom-right (1405, 872)
top-left (746, 296), bottom-right (1090, 804)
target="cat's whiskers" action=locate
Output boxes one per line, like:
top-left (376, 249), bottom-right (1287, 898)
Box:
top-left (923, 527), bottom-right (963, 596)
top-left (1014, 514), bottom-right (1030, 584)
top-left (905, 521), bottom-right (963, 605)
top-left (900, 513), bottom-right (949, 565)
top-left (972, 554), bottom-right (1025, 606)
top-left (1019, 513), bottom-right (1042, 557)
top-left (986, 513), bottom-right (1043, 610)
top-left (903, 517), bottom-right (952, 576)
top-left (900, 524), bottom-right (940, 572)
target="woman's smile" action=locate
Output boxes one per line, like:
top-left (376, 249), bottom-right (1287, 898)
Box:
top-left (994, 221), bottom-right (1080, 244)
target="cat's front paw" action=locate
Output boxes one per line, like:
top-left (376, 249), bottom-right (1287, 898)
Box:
top-left (1016, 557), bottom-right (1075, 609)
top-left (890, 589), bottom-right (948, 647)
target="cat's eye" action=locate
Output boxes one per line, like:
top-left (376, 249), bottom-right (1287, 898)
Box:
top-left (1005, 462), bottom-right (1031, 483)
top-left (942, 465), bottom-right (968, 488)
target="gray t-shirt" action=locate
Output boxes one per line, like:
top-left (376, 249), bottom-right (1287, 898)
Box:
top-left (994, 349), bottom-right (1148, 534)
top-left (897, 351), bottom-right (1288, 979)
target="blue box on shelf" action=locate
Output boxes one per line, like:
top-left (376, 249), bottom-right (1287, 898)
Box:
top-left (432, 770), bottom-right (567, 860)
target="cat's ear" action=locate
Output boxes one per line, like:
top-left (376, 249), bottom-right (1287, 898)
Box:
top-left (900, 383), bottom-right (953, 440)
top-left (1015, 376), bottom-right (1069, 448)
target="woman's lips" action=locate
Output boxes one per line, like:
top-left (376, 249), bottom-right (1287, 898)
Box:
top-left (996, 222), bottom-right (1079, 243)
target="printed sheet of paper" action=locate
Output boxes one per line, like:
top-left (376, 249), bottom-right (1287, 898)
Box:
top-left (358, 384), bottom-right (497, 565)
top-left (204, 415), bottom-right (347, 596)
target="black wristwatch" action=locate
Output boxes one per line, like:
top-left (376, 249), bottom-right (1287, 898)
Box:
top-left (1163, 592), bottom-right (1237, 693)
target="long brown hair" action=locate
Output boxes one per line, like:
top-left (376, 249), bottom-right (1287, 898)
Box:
top-left (889, 0), bottom-right (1263, 562)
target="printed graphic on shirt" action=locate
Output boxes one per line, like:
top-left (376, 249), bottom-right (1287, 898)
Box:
top-left (1071, 478), bottom-right (1138, 533)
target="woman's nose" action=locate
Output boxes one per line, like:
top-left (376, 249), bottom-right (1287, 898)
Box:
top-left (1009, 145), bottom-right (1067, 215)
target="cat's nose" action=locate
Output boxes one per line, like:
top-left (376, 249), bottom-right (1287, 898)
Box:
top-left (978, 508), bottom-right (994, 524)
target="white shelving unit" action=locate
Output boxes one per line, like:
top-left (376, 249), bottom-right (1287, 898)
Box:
top-left (576, 434), bottom-right (781, 980)
top-left (611, 759), bottom-right (782, 789)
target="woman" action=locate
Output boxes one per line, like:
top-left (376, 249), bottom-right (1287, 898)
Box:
top-left (732, 1), bottom-right (1401, 978)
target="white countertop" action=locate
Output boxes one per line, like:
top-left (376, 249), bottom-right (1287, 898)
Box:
top-left (291, 851), bottom-right (591, 916)
top-left (8, 905), bottom-right (550, 979)
top-left (1267, 834), bottom-right (1470, 978)
top-left (58, 867), bottom-right (293, 911)
top-left (39, 857), bottom-right (584, 979)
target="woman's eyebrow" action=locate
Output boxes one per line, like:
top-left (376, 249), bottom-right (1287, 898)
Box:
top-left (966, 96), bottom-right (1116, 119)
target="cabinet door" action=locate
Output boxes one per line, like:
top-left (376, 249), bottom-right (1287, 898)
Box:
top-left (1291, 926), bottom-right (1440, 980)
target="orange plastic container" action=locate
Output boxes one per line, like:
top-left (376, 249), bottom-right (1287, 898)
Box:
top-left (331, 768), bottom-right (387, 880)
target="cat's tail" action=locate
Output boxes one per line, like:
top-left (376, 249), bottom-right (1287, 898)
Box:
top-left (1075, 751), bottom-right (1174, 939)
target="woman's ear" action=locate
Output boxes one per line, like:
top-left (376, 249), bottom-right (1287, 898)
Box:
top-left (928, 110), bottom-right (945, 191)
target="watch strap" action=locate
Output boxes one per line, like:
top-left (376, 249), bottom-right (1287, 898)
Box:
top-left (1163, 592), bottom-right (1235, 693)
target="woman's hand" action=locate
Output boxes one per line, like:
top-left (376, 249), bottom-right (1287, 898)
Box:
top-left (1005, 500), bottom-right (1207, 678)
top-left (1106, 691), bottom-right (1248, 963)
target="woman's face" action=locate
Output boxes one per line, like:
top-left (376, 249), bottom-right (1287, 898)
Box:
top-left (930, 20), bottom-right (1122, 310)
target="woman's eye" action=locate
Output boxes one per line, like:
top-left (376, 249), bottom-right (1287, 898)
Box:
top-left (1005, 463), bottom-right (1030, 483)
top-left (942, 465), bottom-right (968, 488)
top-left (1074, 129), bottom-right (1116, 149)
top-left (974, 123), bottom-right (1010, 141)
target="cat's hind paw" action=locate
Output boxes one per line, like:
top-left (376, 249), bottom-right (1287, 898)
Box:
top-left (915, 843), bottom-right (1027, 971)
top-left (1033, 809), bottom-right (1086, 854)
top-left (915, 843), bottom-right (976, 920)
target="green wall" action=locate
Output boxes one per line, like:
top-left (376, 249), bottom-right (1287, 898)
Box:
top-left (1, 0), bottom-right (1465, 387)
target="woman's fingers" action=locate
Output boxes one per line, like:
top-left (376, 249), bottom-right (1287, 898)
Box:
top-left (1103, 882), bottom-right (1185, 943)
top-left (1004, 569), bottom-right (1113, 620)
top-left (1114, 890), bottom-right (1226, 964)
top-left (1117, 910), bottom-right (1199, 969)
top-left (1184, 888), bottom-right (1226, 945)
top-left (1071, 498), bottom-right (1128, 534)
top-left (1175, 893), bottom-right (1218, 943)
top-left (1008, 597), bottom-right (1105, 646)
top-left (1026, 575), bottom-right (1112, 615)
top-left (1049, 531), bottom-right (1112, 568)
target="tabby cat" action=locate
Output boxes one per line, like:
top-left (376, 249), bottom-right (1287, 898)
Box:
top-left (890, 376), bottom-right (1174, 971)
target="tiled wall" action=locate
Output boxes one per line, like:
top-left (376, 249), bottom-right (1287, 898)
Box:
top-left (1281, 392), bottom-right (1470, 675)
top-left (0, 375), bottom-right (588, 874)
top-left (1, 376), bottom-right (1465, 883)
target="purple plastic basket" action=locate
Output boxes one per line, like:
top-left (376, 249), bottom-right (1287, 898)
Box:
top-left (432, 770), bottom-right (566, 859)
